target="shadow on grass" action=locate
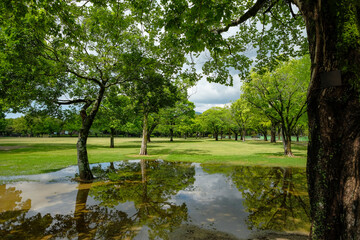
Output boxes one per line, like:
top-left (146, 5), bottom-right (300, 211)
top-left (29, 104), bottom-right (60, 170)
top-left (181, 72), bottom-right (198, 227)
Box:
top-left (150, 140), bottom-right (203, 144)
top-left (149, 148), bottom-right (211, 156)
top-left (258, 152), bottom-right (307, 158)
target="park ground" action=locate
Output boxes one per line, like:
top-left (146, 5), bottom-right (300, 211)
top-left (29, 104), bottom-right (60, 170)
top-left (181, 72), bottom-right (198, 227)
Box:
top-left (0, 137), bottom-right (307, 176)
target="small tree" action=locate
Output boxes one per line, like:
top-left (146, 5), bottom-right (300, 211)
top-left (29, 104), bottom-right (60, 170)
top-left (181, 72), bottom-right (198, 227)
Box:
top-left (200, 107), bottom-right (225, 141)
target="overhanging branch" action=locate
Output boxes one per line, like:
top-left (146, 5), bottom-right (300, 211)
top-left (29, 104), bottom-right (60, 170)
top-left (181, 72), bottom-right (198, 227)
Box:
top-left (213, 0), bottom-right (269, 34)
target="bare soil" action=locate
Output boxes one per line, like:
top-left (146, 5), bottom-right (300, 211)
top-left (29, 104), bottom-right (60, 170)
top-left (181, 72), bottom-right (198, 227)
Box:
top-left (0, 146), bottom-right (26, 151)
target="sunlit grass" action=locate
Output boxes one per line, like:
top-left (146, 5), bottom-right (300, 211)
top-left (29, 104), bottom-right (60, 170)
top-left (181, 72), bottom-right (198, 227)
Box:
top-left (0, 137), bottom-right (307, 176)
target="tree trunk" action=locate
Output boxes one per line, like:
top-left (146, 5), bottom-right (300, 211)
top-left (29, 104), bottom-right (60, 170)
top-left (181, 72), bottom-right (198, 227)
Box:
top-left (281, 127), bottom-right (293, 156)
top-left (170, 127), bottom-right (174, 142)
top-left (140, 114), bottom-right (148, 155)
top-left (278, 126), bottom-right (281, 141)
top-left (271, 124), bottom-right (276, 143)
top-left (110, 127), bottom-right (115, 148)
top-left (263, 132), bottom-right (268, 141)
top-left (214, 132), bottom-right (218, 141)
top-left (235, 132), bottom-right (238, 141)
top-left (295, 1), bottom-right (360, 238)
top-left (77, 118), bottom-right (94, 181)
top-left (242, 128), bottom-right (246, 142)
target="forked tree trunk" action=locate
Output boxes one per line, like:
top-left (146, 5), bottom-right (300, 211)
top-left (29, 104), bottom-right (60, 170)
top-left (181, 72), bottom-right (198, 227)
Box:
top-left (140, 114), bottom-right (148, 155)
top-left (295, 0), bottom-right (360, 238)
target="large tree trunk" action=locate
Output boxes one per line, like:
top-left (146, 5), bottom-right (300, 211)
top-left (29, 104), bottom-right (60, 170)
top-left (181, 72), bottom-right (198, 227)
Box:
top-left (140, 113), bottom-right (148, 155)
top-left (295, 0), bottom-right (360, 239)
top-left (110, 127), bottom-right (115, 148)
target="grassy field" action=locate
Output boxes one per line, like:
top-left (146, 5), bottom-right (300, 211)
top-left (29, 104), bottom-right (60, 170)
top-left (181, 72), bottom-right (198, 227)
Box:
top-left (0, 137), bottom-right (307, 176)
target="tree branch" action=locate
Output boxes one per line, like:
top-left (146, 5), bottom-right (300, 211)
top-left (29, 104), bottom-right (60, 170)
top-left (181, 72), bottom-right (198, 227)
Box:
top-left (213, 0), bottom-right (269, 34)
top-left (66, 67), bottom-right (103, 87)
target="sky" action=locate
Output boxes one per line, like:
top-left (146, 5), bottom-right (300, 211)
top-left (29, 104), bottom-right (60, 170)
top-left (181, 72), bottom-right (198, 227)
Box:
top-left (188, 75), bottom-right (241, 113)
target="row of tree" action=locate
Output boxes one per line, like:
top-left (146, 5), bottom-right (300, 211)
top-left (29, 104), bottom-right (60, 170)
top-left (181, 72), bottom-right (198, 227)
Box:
top-left (2, 55), bottom-right (310, 158)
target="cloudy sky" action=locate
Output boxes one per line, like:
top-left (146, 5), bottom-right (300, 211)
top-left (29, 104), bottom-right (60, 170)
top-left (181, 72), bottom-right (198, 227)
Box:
top-left (185, 48), bottom-right (245, 113)
top-left (188, 76), bottom-right (242, 113)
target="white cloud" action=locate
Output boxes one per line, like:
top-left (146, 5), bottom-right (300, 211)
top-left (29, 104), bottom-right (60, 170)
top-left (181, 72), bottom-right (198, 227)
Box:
top-left (188, 75), bottom-right (242, 113)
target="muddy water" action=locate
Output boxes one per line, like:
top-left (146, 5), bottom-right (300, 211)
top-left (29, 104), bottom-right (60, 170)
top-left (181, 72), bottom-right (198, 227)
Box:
top-left (0, 160), bottom-right (310, 239)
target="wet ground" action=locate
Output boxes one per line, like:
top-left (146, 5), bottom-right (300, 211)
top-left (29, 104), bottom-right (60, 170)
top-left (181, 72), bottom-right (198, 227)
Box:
top-left (0, 160), bottom-right (310, 239)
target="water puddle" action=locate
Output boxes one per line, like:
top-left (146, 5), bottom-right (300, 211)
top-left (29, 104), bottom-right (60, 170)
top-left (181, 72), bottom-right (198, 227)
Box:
top-left (0, 160), bottom-right (310, 239)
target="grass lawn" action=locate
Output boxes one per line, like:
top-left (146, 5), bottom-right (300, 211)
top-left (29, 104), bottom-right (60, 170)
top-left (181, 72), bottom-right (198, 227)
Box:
top-left (0, 137), bottom-right (307, 176)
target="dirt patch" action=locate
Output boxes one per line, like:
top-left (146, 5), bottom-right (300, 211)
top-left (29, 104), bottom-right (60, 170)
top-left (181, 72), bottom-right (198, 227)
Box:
top-left (0, 146), bottom-right (26, 151)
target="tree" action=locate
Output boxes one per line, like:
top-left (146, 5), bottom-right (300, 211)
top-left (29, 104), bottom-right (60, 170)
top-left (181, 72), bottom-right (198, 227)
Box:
top-left (159, 99), bottom-right (195, 142)
top-left (242, 57), bottom-right (310, 156)
top-left (122, 67), bottom-right (180, 155)
top-left (0, 1), bottom-right (144, 180)
top-left (200, 107), bottom-right (225, 141)
top-left (230, 98), bottom-right (253, 141)
top-left (96, 92), bottom-right (132, 148)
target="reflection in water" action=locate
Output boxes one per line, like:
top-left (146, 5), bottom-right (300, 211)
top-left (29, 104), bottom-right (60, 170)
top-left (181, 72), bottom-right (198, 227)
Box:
top-left (203, 165), bottom-right (311, 233)
top-left (0, 160), bottom-right (310, 239)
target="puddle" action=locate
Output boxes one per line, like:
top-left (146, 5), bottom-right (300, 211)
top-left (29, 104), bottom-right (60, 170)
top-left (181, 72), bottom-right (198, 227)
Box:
top-left (0, 160), bottom-right (310, 239)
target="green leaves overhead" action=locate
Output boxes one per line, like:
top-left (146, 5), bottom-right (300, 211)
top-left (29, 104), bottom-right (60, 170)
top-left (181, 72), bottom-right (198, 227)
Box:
top-left (160, 0), bottom-right (308, 82)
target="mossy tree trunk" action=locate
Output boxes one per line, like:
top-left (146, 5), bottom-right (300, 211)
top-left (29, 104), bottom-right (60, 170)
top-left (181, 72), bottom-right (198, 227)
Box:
top-left (294, 0), bottom-right (360, 238)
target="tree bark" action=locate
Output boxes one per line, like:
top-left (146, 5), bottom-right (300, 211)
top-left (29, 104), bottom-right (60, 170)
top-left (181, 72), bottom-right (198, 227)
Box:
top-left (278, 126), bottom-right (281, 141)
top-left (214, 132), bottom-right (218, 141)
top-left (140, 113), bottom-right (148, 155)
top-left (242, 128), bottom-right (246, 142)
top-left (263, 132), bottom-right (268, 141)
top-left (281, 127), bottom-right (293, 156)
top-left (110, 127), bottom-right (115, 148)
top-left (271, 123), bottom-right (276, 143)
top-left (235, 132), bottom-right (238, 141)
top-left (294, 0), bottom-right (360, 238)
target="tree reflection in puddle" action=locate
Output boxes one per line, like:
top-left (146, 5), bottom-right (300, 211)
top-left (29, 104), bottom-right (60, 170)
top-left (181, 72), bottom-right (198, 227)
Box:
top-left (0, 160), bottom-right (310, 239)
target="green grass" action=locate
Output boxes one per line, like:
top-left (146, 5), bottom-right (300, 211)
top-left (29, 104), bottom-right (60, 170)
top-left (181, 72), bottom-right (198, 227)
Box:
top-left (0, 137), bottom-right (307, 176)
